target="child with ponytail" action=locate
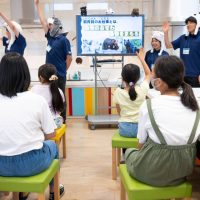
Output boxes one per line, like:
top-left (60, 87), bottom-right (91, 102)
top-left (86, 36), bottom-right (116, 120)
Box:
top-left (113, 48), bottom-right (151, 137)
top-left (125, 55), bottom-right (200, 187)
top-left (31, 64), bottom-right (65, 128)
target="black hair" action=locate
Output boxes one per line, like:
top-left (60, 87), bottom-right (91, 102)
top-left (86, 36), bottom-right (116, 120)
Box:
top-left (131, 8), bottom-right (139, 16)
top-left (154, 55), bottom-right (199, 111)
top-left (121, 63), bottom-right (140, 101)
top-left (0, 52), bottom-right (30, 97)
top-left (76, 57), bottom-right (83, 64)
top-left (38, 64), bottom-right (64, 113)
top-left (185, 16), bottom-right (197, 24)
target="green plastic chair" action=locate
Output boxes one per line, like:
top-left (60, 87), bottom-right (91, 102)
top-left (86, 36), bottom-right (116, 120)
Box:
top-left (0, 159), bottom-right (60, 200)
top-left (112, 130), bottom-right (138, 180)
top-left (119, 164), bottom-right (192, 200)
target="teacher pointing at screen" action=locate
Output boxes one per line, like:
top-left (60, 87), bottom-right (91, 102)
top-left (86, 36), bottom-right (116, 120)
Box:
top-left (163, 16), bottom-right (200, 87)
top-left (34, 0), bottom-right (72, 122)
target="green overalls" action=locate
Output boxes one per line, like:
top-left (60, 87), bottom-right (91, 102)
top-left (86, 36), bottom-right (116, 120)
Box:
top-left (125, 99), bottom-right (200, 186)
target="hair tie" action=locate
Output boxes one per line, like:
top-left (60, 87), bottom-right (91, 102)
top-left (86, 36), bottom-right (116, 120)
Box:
top-left (49, 75), bottom-right (58, 81)
top-left (129, 82), bottom-right (134, 87)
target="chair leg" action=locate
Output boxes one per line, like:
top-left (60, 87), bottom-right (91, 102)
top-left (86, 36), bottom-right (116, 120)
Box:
top-left (120, 180), bottom-right (126, 200)
top-left (13, 192), bottom-right (19, 200)
top-left (112, 147), bottom-right (117, 180)
top-left (62, 133), bottom-right (67, 159)
top-left (53, 171), bottom-right (60, 200)
top-left (117, 148), bottom-right (121, 166)
top-left (55, 140), bottom-right (60, 159)
top-left (38, 193), bottom-right (45, 200)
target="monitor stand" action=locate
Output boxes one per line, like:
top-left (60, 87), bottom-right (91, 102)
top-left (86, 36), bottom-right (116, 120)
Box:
top-left (87, 55), bottom-right (123, 130)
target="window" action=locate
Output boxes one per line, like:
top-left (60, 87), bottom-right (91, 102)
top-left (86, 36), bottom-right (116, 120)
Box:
top-left (87, 3), bottom-right (108, 10)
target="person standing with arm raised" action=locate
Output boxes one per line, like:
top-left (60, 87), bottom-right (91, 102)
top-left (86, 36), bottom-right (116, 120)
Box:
top-left (0, 12), bottom-right (26, 55)
top-left (163, 16), bottom-right (200, 87)
top-left (34, 0), bottom-right (72, 123)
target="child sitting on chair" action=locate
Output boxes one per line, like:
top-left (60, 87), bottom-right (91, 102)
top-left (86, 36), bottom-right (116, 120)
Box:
top-left (31, 64), bottom-right (65, 128)
top-left (125, 55), bottom-right (200, 186)
top-left (0, 53), bottom-right (64, 200)
top-left (113, 48), bottom-right (151, 138)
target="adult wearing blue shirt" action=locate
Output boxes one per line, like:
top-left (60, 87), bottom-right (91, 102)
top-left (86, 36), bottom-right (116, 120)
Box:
top-left (163, 16), bottom-right (200, 87)
top-left (35, 0), bottom-right (72, 123)
top-left (0, 12), bottom-right (26, 56)
top-left (145, 31), bottom-right (169, 71)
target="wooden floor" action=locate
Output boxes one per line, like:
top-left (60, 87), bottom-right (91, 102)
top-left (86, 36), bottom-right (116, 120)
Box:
top-left (0, 118), bottom-right (200, 200)
top-left (59, 119), bottom-right (119, 200)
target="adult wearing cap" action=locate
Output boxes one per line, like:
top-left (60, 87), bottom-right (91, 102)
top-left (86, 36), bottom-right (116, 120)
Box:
top-left (145, 31), bottom-right (169, 71)
top-left (34, 0), bottom-right (72, 123)
top-left (163, 16), bottom-right (200, 87)
top-left (0, 12), bottom-right (26, 55)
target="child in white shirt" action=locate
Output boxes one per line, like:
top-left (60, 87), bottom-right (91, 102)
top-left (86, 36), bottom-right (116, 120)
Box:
top-left (125, 55), bottom-right (200, 186)
top-left (31, 64), bottom-right (65, 128)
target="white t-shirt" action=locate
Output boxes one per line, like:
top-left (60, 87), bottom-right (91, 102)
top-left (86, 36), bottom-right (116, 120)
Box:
top-left (31, 84), bottom-right (65, 117)
top-left (0, 91), bottom-right (57, 156)
top-left (113, 80), bottom-right (149, 122)
top-left (138, 95), bottom-right (200, 145)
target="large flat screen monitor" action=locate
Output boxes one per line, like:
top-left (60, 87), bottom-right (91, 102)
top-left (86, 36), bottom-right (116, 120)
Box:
top-left (76, 15), bottom-right (144, 56)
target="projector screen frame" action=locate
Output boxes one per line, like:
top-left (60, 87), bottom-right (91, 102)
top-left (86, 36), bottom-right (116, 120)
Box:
top-left (76, 14), bottom-right (145, 56)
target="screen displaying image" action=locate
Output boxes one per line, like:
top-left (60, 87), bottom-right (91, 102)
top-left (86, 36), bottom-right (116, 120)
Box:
top-left (76, 15), bottom-right (144, 56)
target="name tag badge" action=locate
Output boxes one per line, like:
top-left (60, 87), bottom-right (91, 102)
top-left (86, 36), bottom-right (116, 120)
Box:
top-left (183, 48), bottom-right (190, 55)
top-left (46, 45), bottom-right (52, 52)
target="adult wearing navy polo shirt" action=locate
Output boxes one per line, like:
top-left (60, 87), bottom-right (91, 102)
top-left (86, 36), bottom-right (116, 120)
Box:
top-left (163, 16), bottom-right (200, 87)
top-left (0, 12), bottom-right (26, 56)
top-left (35, 0), bottom-right (72, 123)
top-left (145, 31), bottom-right (169, 71)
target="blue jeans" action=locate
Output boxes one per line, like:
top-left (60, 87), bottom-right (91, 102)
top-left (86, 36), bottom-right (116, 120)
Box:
top-left (119, 122), bottom-right (138, 138)
top-left (0, 140), bottom-right (58, 177)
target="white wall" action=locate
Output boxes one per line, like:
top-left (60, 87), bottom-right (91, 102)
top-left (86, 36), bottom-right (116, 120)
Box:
top-left (0, 0), bottom-right (199, 77)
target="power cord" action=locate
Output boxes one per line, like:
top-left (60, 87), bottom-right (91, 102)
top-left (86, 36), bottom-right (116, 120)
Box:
top-left (92, 67), bottom-right (114, 96)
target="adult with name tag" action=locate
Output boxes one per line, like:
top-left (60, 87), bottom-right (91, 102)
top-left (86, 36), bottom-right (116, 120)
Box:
top-left (163, 16), bottom-right (200, 88)
top-left (34, 0), bottom-right (72, 123)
